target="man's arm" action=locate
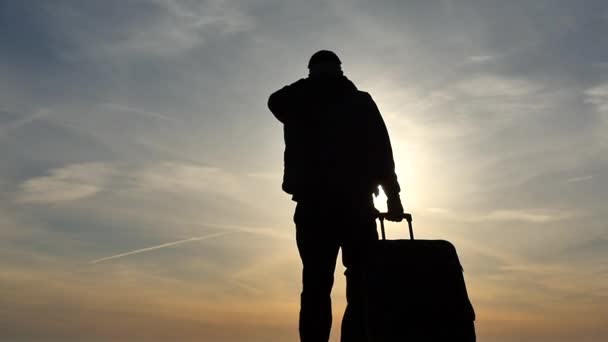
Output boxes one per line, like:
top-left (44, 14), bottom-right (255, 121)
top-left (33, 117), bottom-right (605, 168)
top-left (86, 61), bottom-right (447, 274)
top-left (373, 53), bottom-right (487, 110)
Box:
top-left (364, 93), bottom-right (404, 220)
top-left (267, 79), bottom-right (307, 123)
top-left (364, 93), bottom-right (401, 197)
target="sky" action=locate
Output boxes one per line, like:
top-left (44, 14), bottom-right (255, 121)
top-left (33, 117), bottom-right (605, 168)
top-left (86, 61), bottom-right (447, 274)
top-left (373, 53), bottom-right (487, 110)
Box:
top-left (1, 0), bottom-right (607, 341)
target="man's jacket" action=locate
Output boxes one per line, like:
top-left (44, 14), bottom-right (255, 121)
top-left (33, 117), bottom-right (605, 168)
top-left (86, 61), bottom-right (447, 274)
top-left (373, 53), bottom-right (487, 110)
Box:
top-left (268, 75), bottom-right (400, 202)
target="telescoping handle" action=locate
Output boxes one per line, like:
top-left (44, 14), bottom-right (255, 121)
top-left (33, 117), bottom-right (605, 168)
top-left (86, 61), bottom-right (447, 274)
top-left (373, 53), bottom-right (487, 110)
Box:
top-left (377, 213), bottom-right (413, 240)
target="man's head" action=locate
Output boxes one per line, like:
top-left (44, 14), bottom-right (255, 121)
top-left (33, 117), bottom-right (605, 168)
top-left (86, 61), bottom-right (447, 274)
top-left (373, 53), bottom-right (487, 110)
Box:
top-left (308, 50), bottom-right (343, 78)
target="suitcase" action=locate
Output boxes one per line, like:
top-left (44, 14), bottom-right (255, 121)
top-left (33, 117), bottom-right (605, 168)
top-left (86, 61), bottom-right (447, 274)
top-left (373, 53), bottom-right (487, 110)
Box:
top-left (366, 213), bottom-right (476, 341)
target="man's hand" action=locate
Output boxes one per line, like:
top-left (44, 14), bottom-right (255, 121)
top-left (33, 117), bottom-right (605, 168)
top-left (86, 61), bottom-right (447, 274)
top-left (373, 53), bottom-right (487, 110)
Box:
top-left (386, 195), bottom-right (404, 222)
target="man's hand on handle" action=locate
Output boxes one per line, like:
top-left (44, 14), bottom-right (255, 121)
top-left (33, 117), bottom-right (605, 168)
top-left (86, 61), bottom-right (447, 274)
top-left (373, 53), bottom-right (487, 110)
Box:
top-left (386, 195), bottom-right (404, 222)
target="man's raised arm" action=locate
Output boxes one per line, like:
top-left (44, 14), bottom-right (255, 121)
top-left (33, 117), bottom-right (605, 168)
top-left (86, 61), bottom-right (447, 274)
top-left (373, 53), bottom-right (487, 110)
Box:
top-left (267, 79), bottom-right (307, 123)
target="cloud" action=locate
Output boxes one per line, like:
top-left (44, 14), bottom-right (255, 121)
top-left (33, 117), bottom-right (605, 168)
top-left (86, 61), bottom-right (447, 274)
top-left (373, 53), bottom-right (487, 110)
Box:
top-left (246, 172), bottom-right (281, 180)
top-left (0, 109), bottom-right (50, 137)
top-left (94, 161), bottom-right (278, 219)
top-left (159, 0), bottom-right (254, 34)
top-left (585, 83), bottom-right (608, 113)
top-left (16, 163), bottom-right (115, 203)
top-left (425, 207), bottom-right (582, 224)
top-left (454, 74), bottom-right (542, 98)
top-left (566, 175), bottom-right (593, 183)
top-left (482, 209), bottom-right (581, 224)
top-left (135, 139), bottom-right (209, 166)
top-left (133, 162), bottom-right (240, 196)
top-left (56, 0), bottom-right (256, 58)
top-left (466, 55), bottom-right (498, 64)
top-left (0, 264), bottom-right (299, 342)
top-left (592, 62), bottom-right (608, 69)
top-left (425, 207), bottom-right (450, 214)
top-left (102, 102), bottom-right (181, 122)
top-left (585, 83), bottom-right (608, 148)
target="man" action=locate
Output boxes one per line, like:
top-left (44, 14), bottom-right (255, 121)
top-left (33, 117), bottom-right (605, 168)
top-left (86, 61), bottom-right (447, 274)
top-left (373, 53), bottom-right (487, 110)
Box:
top-left (268, 50), bottom-right (404, 342)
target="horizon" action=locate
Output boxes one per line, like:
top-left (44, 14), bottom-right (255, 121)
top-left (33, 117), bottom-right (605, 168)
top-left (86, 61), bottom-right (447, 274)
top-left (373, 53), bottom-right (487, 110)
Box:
top-left (1, 1), bottom-right (607, 341)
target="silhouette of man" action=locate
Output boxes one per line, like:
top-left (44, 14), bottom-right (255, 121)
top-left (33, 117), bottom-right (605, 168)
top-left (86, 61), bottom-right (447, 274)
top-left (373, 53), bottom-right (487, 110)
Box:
top-left (268, 50), bottom-right (403, 342)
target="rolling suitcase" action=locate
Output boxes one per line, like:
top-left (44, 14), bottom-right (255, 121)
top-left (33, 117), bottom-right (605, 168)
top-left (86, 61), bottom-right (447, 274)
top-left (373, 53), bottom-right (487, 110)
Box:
top-left (366, 213), bottom-right (476, 341)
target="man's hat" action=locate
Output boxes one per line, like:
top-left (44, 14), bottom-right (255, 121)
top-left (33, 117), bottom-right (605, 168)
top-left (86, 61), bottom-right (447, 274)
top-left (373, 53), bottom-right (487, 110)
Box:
top-left (308, 50), bottom-right (341, 68)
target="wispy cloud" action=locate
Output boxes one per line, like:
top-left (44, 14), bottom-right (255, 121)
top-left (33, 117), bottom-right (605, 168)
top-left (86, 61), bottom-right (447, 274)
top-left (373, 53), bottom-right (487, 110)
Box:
top-left (425, 207), bottom-right (583, 224)
top-left (454, 74), bottom-right (542, 98)
top-left (585, 83), bottom-right (608, 113)
top-left (89, 231), bottom-right (234, 264)
top-left (79, 0), bottom-right (255, 57)
top-left (102, 102), bottom-right (180, 122)
top-left (466, 55), bottom-right (498, 64)
top-left (133, 162), bottom-right (240, 196)
top-left (0, 109), bottom-right (50, 137)
top-left (483, 209), bottom-right (581, 224)
top-left (585, 83), bottom-right (608, 147)
top-left (136, 139), bottom-right (209, 166)
top-left (16, 163), bottom-right (115, 203)
top-left (566, 175), bottom-right (593, 183)
top-left (592, 62), bottom-right (608, 69)
top-left (159, 0), bottom-right (254, 34)
top-left (425, 207), bottom-right (450, 214)
top-left (246, 172), bottom-right (282, 180)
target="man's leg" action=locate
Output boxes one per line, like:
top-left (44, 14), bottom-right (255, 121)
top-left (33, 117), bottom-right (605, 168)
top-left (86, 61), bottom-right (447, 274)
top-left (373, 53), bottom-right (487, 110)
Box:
top-left (340, 215), bottom-right (378, 342)
top-left (295, 203), bottom-right (340, 342)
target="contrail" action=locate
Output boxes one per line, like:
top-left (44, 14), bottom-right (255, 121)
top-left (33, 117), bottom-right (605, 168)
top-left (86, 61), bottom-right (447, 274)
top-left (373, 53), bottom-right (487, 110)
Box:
top-left (102, 102), bottom-right (180, 123)
top-left (200, 222), bottom-right (292, 240)
top-left (0, 109), bottom-right (50, 137)
top-left (566, 175), bottom-right (593, 183)
top-left (89, 231), bottom-right (233, 264)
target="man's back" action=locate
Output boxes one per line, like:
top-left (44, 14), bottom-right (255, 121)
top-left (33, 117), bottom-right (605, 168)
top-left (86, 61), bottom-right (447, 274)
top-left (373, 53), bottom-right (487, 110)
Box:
top-left (268, 75), bottom-right (400, 203)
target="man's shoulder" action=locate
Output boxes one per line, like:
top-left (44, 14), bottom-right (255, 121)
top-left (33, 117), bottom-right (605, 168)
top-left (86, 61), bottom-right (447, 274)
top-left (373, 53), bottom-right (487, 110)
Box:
top-left (269, 78), bottom-right (308, 102)
top-left (291, 78), bottom-right (309, 87)
top-left (353, 90), bottom-right (374, 103)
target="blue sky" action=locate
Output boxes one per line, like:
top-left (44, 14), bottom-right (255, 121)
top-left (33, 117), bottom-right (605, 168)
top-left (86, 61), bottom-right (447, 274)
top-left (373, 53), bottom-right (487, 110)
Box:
top-left (1, 1), bottom-right (607, 341)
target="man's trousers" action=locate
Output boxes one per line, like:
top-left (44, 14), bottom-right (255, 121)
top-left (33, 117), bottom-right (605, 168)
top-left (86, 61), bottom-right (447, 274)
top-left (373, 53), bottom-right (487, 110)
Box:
top-left (294, 199), bottom-right (378, 342)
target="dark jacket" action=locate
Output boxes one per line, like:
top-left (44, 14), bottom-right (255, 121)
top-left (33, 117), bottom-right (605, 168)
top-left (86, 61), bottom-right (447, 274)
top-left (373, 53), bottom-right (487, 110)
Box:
top-left (268, 75), bottom-right (400, 202)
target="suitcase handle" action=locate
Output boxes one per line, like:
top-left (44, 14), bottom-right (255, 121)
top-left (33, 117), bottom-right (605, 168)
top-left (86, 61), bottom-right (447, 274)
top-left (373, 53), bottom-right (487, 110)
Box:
top-left (377, 212), bottom-right (413, 240)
